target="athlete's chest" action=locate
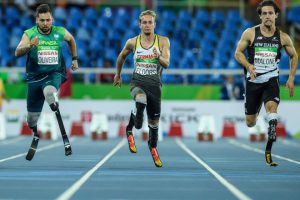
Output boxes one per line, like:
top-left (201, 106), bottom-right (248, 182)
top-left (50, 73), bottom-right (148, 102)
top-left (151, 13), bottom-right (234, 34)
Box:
top-left (36, 32), bottom-right (63, 45)
top-left (254, 34), bottom-right (280, 47)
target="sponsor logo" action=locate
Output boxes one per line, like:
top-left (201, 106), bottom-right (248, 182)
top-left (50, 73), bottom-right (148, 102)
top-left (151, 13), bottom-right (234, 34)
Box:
top-left (39, 41), bottom-right (58, 45)
top-left (37, 50), bottom-right (59, 65)
top-left (257, 36), bottom-right (263, 40)
top-left (5, 109), bottom-right (20, 122)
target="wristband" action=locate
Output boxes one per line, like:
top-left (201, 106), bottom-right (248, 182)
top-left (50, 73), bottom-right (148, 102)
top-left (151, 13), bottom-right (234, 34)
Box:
top-left (72, 56), bottom-right (78, 61)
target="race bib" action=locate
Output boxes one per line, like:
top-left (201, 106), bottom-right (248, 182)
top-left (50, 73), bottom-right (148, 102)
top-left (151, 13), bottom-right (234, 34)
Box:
top-left (37, 46), bottom-right (59, 65)
top-left (135, 63), bottom-right (158, 75)
top-left (254, 47), bottom-right (277, 71)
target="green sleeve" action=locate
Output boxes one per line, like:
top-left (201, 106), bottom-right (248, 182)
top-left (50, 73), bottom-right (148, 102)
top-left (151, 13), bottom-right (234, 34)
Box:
top-left (53, 26), bottom-right (66, 39)
top-left (24, 27), bottom-right (35, 39)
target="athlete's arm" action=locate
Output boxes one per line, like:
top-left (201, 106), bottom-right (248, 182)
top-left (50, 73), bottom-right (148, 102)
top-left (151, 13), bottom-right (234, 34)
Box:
top-left (235, 28), bottom-right (256, 80)
top-left (113, 38), bottom-right (135, 87)
top-left (64, 29), bottom-right (78, 71)
top-left (157, 36), bottom-right (170, 68)
top-left (281, 31), bottom-right (298, 97)
top-left (15, 33), bottom-right (38, 57)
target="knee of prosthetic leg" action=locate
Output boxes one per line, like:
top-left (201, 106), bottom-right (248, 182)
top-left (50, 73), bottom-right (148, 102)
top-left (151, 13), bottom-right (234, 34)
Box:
top-left (27, 112), bottom-right (40, 136)
top-left (134, 95), bottom-right (147, 129)
top-left (50, 102), bottom-right (59, 112)
top-left (135, 95), bottom-right (147, 113)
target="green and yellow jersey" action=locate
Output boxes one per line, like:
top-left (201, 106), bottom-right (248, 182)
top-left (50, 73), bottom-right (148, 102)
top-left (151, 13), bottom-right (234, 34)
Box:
top-left (25, 25), bottom-right (67, 81)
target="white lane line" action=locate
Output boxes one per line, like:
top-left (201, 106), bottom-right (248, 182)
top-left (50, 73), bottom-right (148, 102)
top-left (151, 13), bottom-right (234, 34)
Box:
top-left (0, 138), bottom-right (76, 163)
top-left (229, 139), bottom-right (300, 165)
top-left (0, 136), bottom-right (26, 145)
top-left (280, 139), bottom-right (300, 148)
top-left (56, 139), bottom-right (126, 200)
top-left (176, 138), bottom-right (252, 200)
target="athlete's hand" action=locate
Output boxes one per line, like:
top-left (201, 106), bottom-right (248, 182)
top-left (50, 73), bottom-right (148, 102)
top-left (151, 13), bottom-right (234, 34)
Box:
top-left (248, 64), bottom-right (256, 80)
top-left (153, 47), bottom-right (160, 59)
top-left (113, 74), bottom-right (122, 88)
top-left (30, 36), bottom-right (39, 47)
top-left (286, 77), bottom-right (294, 97)
top-left (71, 60), bottom-right (78, 71)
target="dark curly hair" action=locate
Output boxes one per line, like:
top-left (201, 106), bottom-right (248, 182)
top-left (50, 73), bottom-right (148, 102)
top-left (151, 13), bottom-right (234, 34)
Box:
top-left (256, 0), bottom-right (280, 15)
top-left (36, 4), bottom-right (52, 17)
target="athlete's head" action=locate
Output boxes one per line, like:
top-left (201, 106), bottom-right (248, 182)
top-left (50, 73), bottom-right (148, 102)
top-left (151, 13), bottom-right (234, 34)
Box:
top-left (257, 0), bottom-right (280, 27)
top-left (36, 4), bottom-right (53, 34)
top-left (139, 10), bottom-right (156, 36)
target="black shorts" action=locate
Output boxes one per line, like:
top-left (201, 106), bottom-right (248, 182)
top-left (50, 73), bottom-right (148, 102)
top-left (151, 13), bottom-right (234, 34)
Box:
top-left (245, 77), bottom-right (280, 115)
top-left (130, 83), bottom-right (161, 120)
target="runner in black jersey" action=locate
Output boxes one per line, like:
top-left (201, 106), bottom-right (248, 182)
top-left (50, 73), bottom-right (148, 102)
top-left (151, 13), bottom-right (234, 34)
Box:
top-left (235, 0), bottom-right (298, 166)
top-left (113, 10), bottom-right (170, 167)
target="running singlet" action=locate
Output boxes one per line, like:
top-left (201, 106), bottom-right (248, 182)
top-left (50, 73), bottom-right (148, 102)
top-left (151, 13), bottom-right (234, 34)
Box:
top-left (132, 35), bottom-right (163, 86)
top-left (246, 26), bottom-right (282, 83)
top-left (25, 26), bottom-right (67, 81)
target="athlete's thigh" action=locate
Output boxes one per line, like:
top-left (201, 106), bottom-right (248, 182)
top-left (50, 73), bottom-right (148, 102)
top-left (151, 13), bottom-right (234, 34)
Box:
top-left (262, 77), bottom-right (280, 105)
top-left (245, 81), bottom-right (263, 115)
top-left (146, 86), bottom-right (161, 120)
top-left (130, 83), bottom-right (146, 99)
top-left (27, 81), bottom-right (45, 112)
top-left (42, 73), bottom-right (63, 90)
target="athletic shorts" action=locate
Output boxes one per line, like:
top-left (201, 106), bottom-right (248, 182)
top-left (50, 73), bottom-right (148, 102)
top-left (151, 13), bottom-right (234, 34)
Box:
top-left (130, 83), bottom-right (161, 120)
top-left (245, 77), bottom-right (280, 115)
top-left (27, 73), bottom-right (64, 112)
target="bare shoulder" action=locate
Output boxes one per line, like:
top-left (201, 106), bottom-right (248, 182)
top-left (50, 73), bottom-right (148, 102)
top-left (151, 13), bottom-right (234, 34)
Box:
top-left (280, 30), bottom-right (290, 41)
top-left (157, 35), bottom-right (169, 42)
top-left (280, 30), bottom-right (293, 46)
top-left (157, 35), bottom-right (170, 46)
top-left (242, 27), bottom-right (255, 39)
top-left (125, 37), bottom-right (137, 49)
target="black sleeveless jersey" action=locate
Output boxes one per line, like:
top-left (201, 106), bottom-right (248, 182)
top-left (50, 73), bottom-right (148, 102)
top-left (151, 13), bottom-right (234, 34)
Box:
top-left (246, 26), bottom-right (282, 83)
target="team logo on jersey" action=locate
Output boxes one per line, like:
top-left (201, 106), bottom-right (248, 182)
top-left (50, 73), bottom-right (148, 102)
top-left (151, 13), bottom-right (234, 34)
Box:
top-left (272, 37), bottom-right (278, 41)
top-left (54, 34), bottom-right (59, 39)
top-left (257, 36), bottom-right (263, 40)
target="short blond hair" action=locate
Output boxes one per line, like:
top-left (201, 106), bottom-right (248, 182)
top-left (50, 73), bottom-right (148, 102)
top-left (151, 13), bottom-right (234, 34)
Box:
top-left (139, 10), bottom-right (156, 22)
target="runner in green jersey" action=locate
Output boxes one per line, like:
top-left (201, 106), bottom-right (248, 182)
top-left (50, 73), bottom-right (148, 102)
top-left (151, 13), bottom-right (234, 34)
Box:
top-left (15, 4), bottom-right (78, 160)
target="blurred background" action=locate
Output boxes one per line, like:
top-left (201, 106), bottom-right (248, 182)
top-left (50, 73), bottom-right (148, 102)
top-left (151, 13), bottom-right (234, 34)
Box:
top-left (0, 0), bottom-right (299, 99)
top-left (0, 0), bottom-right (300, 99)
top-left (0, 0), bottom-right (300, 139)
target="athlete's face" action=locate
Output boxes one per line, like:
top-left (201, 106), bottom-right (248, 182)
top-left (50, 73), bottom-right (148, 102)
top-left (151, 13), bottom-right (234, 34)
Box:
top-left (36, 12), bottom-right (53, 34)
top-left (259, 6), bottom-right (278, 27)
top-left (139, 15), bottom-right (155, 35)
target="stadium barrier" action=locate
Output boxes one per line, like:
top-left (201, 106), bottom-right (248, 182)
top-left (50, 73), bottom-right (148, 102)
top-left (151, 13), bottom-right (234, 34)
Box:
top-left (0, 113), bottom-right (6, 140)
top-left (197, 114), bottom-right (215, 141)
top-left (70, 121), bottom-right (84, 136)
top-left (90, 112), bottom-right (108, 140)
top-left (248, 116), bottom-right (267, 142)
top-left (1, 100), bottom-right (299, 139)
top-left (38, 112), bottom-right (58, 140)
